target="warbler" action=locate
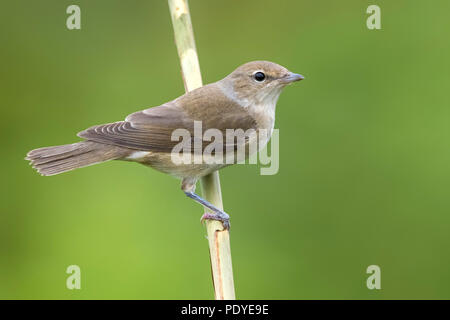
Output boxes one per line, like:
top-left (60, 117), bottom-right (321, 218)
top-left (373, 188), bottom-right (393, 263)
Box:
top-left (26, 61), bottom-right (304, 228)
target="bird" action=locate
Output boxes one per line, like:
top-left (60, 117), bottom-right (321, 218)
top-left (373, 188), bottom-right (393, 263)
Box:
top-left (26, 61), bottom-right (304, 229)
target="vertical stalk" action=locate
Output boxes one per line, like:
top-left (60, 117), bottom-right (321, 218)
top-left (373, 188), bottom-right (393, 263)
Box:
top-left (168, 0), bottom-right (236, 300)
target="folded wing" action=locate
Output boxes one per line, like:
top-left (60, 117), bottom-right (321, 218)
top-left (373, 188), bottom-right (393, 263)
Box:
top-left (78, 84), bottom-right (258, 153)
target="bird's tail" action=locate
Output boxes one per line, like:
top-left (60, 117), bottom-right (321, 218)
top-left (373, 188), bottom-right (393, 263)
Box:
top-left (26, 141), bottom-right (128, 176)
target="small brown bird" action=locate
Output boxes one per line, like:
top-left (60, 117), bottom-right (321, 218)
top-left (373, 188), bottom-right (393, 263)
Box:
top-left (26, 61), bottom-right (304, 228)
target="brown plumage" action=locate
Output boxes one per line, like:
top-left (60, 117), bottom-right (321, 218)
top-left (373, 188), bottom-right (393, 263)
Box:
top-left (26, 141), bottom-right (129, 176)
top-left (26, 61), bottom-right (304, 228)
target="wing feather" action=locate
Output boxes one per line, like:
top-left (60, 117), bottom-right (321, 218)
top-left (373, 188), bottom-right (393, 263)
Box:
top-left (78, 84), bottom-right (258, 153)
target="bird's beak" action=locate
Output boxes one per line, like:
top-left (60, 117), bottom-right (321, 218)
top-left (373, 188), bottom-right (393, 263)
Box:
top-left (281, 72), bottom-right (304, 83)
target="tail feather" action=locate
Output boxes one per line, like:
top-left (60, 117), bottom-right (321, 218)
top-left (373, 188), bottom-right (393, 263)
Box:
top-left (27, 143), bottom-right (93, 166)
top-left (26, 141), bottom-right (128, 176)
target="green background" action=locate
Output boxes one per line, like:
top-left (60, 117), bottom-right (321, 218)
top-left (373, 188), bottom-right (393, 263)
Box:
top-left (1, 0), bottom-right (449, 299)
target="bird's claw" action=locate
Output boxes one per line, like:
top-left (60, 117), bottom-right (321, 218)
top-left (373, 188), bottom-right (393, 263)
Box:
top-left (200, 212), bottom-right (230, 230)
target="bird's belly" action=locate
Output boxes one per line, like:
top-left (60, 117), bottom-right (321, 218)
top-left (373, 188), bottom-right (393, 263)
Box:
top-left (124, 151), bottom-right (228, 179)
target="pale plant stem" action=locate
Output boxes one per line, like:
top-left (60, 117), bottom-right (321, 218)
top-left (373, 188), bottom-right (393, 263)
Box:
top-left (168, 0), bottom-right (236, 300)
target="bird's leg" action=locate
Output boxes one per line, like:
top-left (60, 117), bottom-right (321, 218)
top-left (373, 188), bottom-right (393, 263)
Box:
top-left (182, 178), bottom-right (230, 229)
top-left (184, 191), bottom-right (230, 229)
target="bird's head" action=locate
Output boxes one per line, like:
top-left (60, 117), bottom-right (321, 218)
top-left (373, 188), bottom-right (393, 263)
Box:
top-left (222, 60), bottom-right (304, 107)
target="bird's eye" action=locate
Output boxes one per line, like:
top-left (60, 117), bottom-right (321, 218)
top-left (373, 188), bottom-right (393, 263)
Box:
top-left (253, 71), bottom-right (266, 82)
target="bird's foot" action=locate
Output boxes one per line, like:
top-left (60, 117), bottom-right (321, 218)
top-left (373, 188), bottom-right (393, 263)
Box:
top-left (200, 211), bottom-right (230, 230)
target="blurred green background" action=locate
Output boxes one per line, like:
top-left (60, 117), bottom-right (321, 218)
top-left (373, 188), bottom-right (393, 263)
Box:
top-left (1, 0), bottom-right (450, 299)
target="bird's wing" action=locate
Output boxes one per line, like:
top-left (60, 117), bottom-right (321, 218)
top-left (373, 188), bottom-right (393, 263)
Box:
top-left (77, 84), bottom-right (257, 153)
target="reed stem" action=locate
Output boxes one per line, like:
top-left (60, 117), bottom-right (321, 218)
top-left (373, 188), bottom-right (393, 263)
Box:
top-left (168, 0), bottom-right (236, 300)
